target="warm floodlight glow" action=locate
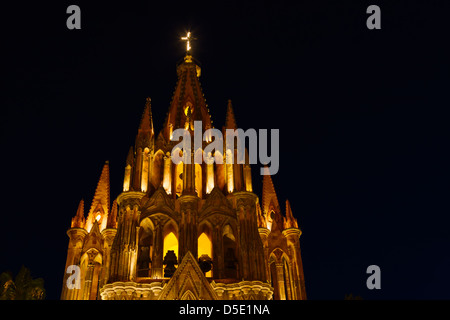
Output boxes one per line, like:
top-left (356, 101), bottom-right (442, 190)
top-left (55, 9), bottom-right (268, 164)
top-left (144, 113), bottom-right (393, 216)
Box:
top-left (163, 232), bottom-right (178, 262)
top-left (206, 161), bottom-right (214, 194)
top-left (198, 232), bottom-right (212, 277)
top-left (95, 213), bottom-right (101, 221)
top-left (163, 155), bottom-right (172, 194)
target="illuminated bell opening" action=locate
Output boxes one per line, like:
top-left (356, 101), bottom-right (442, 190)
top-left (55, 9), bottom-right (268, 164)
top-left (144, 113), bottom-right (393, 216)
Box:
top-left (95, 213), bottom-right (101, 221)
top-left (184, 104), bottom-right (193, 115)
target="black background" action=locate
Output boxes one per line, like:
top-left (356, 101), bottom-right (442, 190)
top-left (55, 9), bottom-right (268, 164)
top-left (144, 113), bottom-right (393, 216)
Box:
top-left (1, 0), bottom-right (449, 300)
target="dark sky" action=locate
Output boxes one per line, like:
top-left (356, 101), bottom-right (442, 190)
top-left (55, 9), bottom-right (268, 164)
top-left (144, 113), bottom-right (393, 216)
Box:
top-left (1, 1), bottom-right (449, 300)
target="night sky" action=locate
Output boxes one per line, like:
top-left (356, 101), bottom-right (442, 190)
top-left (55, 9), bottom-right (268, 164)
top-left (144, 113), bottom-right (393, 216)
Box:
top-left (1, 1), bottom-right (449, 300)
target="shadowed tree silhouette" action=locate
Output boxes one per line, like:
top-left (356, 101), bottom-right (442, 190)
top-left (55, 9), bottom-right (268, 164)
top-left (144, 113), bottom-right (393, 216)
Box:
top-left (0, 266), bottom-right (45, 300)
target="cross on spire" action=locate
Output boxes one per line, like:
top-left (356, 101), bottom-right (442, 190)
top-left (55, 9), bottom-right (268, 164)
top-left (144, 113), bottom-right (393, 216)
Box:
top-left (181, 31), bottom-right (196, 53)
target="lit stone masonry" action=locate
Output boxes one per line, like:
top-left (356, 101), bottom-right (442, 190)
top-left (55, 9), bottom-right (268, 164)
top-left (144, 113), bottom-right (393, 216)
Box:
top-left (211, 281), bottom-right (273, 300)
top-left (100, 281), bottom-right (164, 300)
top-left (61, 33), bottom-right (306, 300)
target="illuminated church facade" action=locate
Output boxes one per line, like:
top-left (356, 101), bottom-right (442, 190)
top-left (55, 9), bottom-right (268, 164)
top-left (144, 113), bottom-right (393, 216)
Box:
top-left (61, 39), bottom-right (306, 300)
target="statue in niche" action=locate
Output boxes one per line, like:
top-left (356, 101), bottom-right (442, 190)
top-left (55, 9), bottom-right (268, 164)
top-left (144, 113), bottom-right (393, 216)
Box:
top-left (137, 246), bottom-right (151, 277)
top-left (224, 247), bottom-right (238, 278)
top-left (198, 254), bottom-right (213, 275)
top-left (163, 250), bottom-right (178, 277)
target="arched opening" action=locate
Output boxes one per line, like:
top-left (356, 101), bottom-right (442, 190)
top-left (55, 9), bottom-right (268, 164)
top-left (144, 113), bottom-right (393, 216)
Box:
top-left (184, 102), bottom-right (194, 116)
top-left (151, 150), bottom-right (164, 190)
top-left (141, 147), bottom-right (150, 192)
top-left (283, 257), bottom-right (293, 300)
top-left (198, 232), bottom-right (212, 277)
top-left (233, 149), bottom-right (244, 191)
top-left (163, 230), bottom-right (178, 278)
top-left (175, 160), bottom-right (184, 197)
top-left (181, 290), bottom-right (197, 300)
top-left (195, 163), bottom-right (202, 198)
top-left (137, 218), bottom-right (154, 277)
top-left (222, 224), bottom-right (237, 279)
top-left (163, 232), bottom-right (178, 260)
top-left (79, 250), bottom-right (102, 300)
top-left (266, 210), bottom-right (274, 231)
top-left (269, 260), bottom-right (279, 300)
top-left (215, 151), bottom-right (225, 191)
top-left (225, 149), bottom-right (234, 193)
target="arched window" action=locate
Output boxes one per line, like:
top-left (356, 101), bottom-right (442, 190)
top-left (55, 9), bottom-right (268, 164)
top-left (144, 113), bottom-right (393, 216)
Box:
top-left (283, 257), bottom-right (292, 300)
top-left (268, 255), bottom-right (279, 300)
top-left (181, 290), bottom-right (197, 300)
top-left (162, 230), bottom-right (178, 278)
top-left (79, 250), bottom-right (102, 300)
top-left (266, 211), bottom-right (274, 231)
top-left (225, 149), bottom-right (234, 193)
top-left (198, 232), bottom-right (212, 277)
top-left (214, 151), bottom-right (225, 190)
top-left (175, 160), bottom-right (184, 197)
top-left (195, 163), bottom-right (202, 197)
top-left (141, 147), bottom-right (150, 192)
top-left (222, 224), bottom-right (237, 279)
top-left (152, 150), bottom-right (165, 190)
top-left (137, 218), bottom-right (154, 277)
top-left (163, 232), bottom-right (178, 260)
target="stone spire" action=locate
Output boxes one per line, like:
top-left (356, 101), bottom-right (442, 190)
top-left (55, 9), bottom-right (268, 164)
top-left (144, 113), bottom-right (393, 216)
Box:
top-left (85, 161), bottom-right (111, 232)
top-left (224, 99), bottom-right (237, 130)
top-left (71, 199), bottom-right (85, 228)
top-left (107, 199), bottom-right (118, 229)
top-left (261, 166), bottom-right (281, 215)
top-left (162, 53), bottom-right (212, 141)
top-left (135, 97), bottom-right (154, 149)
top-left (126, 146), bottom-right (134, 166)
top-left (284, 199), bottom-right (299, 229)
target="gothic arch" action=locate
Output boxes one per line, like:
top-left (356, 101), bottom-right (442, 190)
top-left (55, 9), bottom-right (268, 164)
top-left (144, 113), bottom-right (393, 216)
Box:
top-left (137, 218), bottom-right (154, 277)
top-left (163, 218), bottom-right (179, 238)
top-left (268, 249), bottom-right (294, 300)
top-left (79, 249), bottom-right (102, 300)
top-left (151, 149), bottom-right (165, 189)
top-left (225, 149), bottom-right (234, 193)
top-left (198, 220), bottom-right (213, 238)
top-left (214, 150), bottom-right (225, 191)
top-left (174, 159), bottom-right (184, 197)
top-left (181, 290), bottom-right (197, 300)
top-left (268, 252), bottom-right (279, 300)
top-left (195, 162), bottom-right (202, 198)
top-left (198, 221), bottom-right (213, 277)
top-left (163, 219), bottom-right (179, 264)
top-left (282, 254), bottom-right (294, 300)
top-left (222, 222), bottom-right (237, 240)
top-left (222, 223), bottom-right (238, 279)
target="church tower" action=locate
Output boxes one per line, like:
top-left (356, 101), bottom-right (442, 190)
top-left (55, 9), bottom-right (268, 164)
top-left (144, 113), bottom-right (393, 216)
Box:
top-left (61, 34), bottom-right (306, 300)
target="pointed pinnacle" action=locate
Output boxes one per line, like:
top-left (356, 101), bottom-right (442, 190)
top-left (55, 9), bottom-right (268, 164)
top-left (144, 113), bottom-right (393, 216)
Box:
top-left (285, 199), bottom-right (298, 229)
top-left (76, 199), bottom-right (85, 218)
top-left (138, 97), bottom-right (154, 133)
top-left (107, 199), bottom-right (118, 229)
top-left (262, 166), bottom-right (280, 214)
top-left (88, 162), bottom-right (111, 217)
top-left (71, 199), bottom-right (86, 228)
top-left (126, 146), bottom-right (134, 166)
top-left (224, 99), bottom-right (238, 129)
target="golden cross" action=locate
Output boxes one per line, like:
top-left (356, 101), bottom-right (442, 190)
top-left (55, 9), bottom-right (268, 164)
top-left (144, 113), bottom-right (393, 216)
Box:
top-left (181, 31), bottom-right (195, 53)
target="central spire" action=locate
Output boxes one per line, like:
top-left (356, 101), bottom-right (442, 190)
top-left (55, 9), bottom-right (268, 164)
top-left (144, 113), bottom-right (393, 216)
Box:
top-left (162, 33), bottom-right (212, 141)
